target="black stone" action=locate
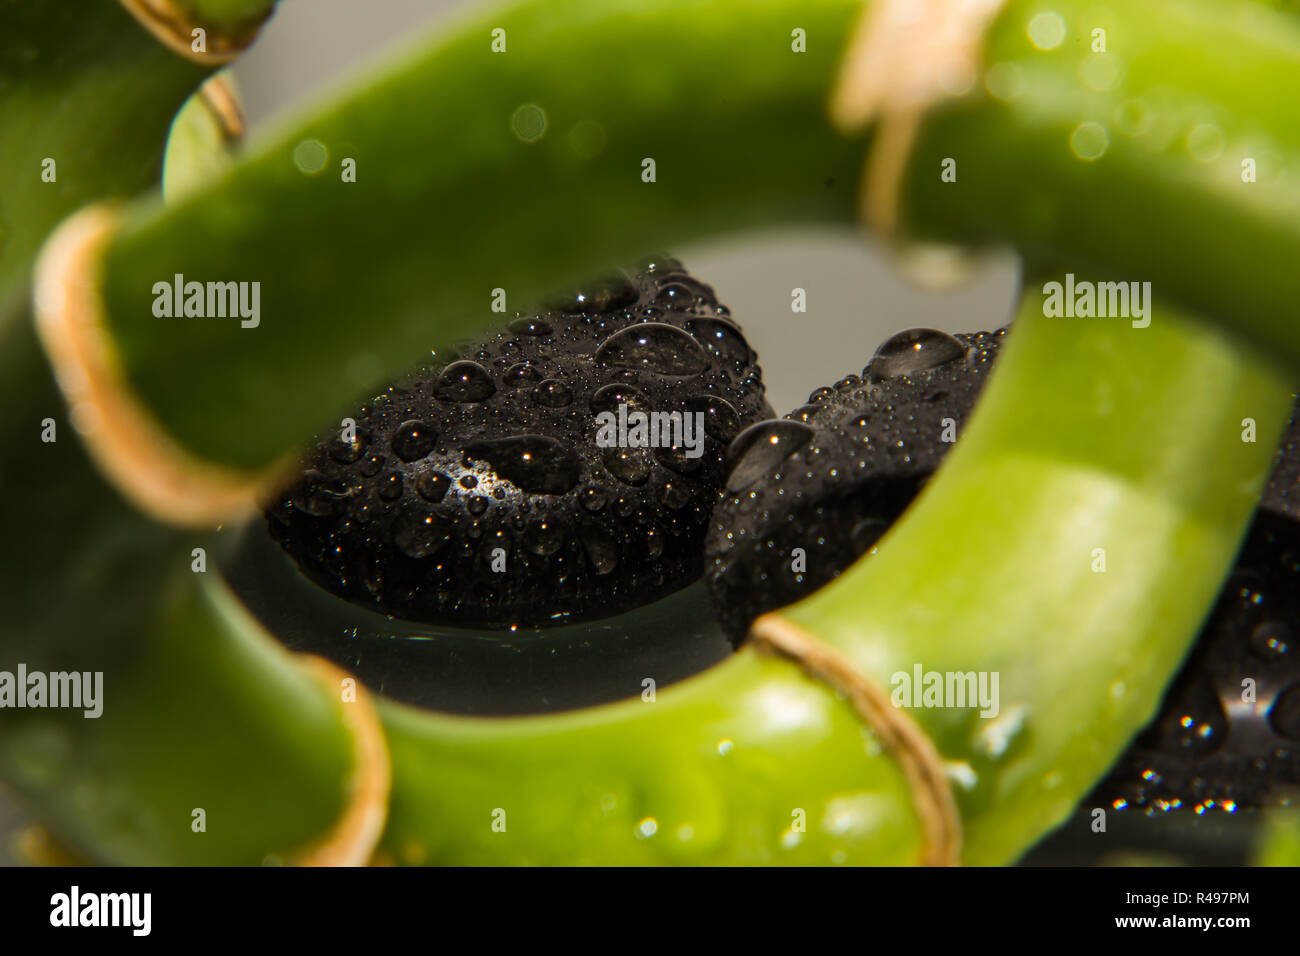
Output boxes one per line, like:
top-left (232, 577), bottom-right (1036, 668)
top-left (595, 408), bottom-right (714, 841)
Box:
top-left (267, 261), bottom-right (773, 627)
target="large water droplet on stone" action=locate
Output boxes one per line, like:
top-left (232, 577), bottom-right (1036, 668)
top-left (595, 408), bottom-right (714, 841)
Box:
top-left (869, 328), bottom-right (965, 379)
top-left (655, 443), bottom-right (704, 476)
top-left (548, 272), bottom-right (639, 314)
top-left (654, 278), bottom-right (711, 310)
top-left (393, 513), bottom-right (452, 558)
top-left (463, 435), bottom-right (580, 494)
top-left (391, 419), bottom-right (437, 462)
top-left (595, 323), bottom-right (709, 375)
top-left (433, 360), bottom-right (497, 402)
top-left (636, 253), bottom-right (683, 276)
top-left (533, 378), bottom-right (573, 408)
top-left (327, 428), bottom-right (369, 464)
top-left (1271, 684), bottom-right (1300, 741)
top-left (1162, 675), bottom-right (1228, 757)
top-left (685, 317), bottom-right (750, 365)
top-left (504, 362), bottom-right (541, 388)
top-left (685, 395), bottom-right (740, 441)
top-left (377, 472), bottom-right (404, 500)
top-left (523, 520), bottom-right (565, 556)
top-left (603, 446), bottom-right (653, 486)
top-left (415, 471), bottom-right (451, 502)
top-left (580, 486), bottom-right (608, 512)
top-left (580, 524), bottom-right (619, 575)
top-left (725, 420), bottom-right (815, 491)
top-left (291, 470), bottom-right (347, 516)
top-left (1250, 620), bottom-right (1292, 660)
top-left (591, 383), bottom-right (652, 415)
top-left (509, 318), bottom-right (552, 336)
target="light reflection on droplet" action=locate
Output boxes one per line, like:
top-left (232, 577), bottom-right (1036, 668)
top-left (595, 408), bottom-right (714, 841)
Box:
top-left (635, 817), bottom-right (658, 839)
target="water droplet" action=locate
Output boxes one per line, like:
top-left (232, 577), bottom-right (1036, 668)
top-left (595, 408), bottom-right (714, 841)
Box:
top-left (850, 518), bottom-right (889, 555)
top-left (684, 317), bottom-right (750, 365)
top-left (504, 362), bottom-right (541, 388)
top-left (636, 253), bottom-right (683, 275)
top-left (463, 435), bottom-right (580, 494)
top-left (509, 317), bottom-right (552, 336)
top-left (433, 360), bottom-right (497, 402)
top-left (644, 524), bottom-right (664, 559)
top-left (393, 513), bottom-right (452, 558)
top-left (869, 328), bottom-right (965, 379)
top-left (603, 446), bottom-right (652, 485)
top-left (459, 474), bottom-right (478, 489)
top-left (659, 480), bottom-right (691, 509)
top-left (416, 471), bottom-right (451, 502)
top-left (725, 420), bottom-right (815, 492)
top-left (655, 444), bottom-right (704, 476)
top-left (654, 279), bottom-right (708, 309)
top-left (377, 472), bottom-right (404, 500)
top-left (685, 395), bottom-right (740, 441)
top-left (1250, 620), bottom-right (1291, 660)
top-left (468, 496), bottom-right (489, 515)
top-left (291, 471), bottom-right (343, 516)
top-left (523, 520), bottom-right (565, 556)
top-left (533, 378), bottom-right (573, 408)
top-left (549, 273), bottom-right (638, 314)
top-left (359, 454), bottom-right (385, 477)
top-left (580, 525), bottom-right (619, 574)
top-left (1164, 676), bottom-right (1228, 756)
top-left (390, 419), bottom-right (437, 462)
top-left (808, 386), bottom-right (835, 403)
top-left (590, 383), bottom-right (652, 415)
top-left (580, 486), bottom-right (607, 512)
top-left (1271, 684), bottom-right (1300, 741)
top-left (595, 322), bottom-right (709, 375)
top-left (788, 404), bottom-right (821, 423)
top-left (328, 428), bottom-right (369, 464)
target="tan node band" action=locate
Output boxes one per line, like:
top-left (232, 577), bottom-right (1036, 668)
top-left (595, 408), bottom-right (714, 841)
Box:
top-left (33, 205), bottom-right (286, 528)
top-left (831, 0), bottom-right (1011, 236)
top-left (290, 656), bottom-right (393, 867)
top-left (198, 71), bottom-right (246, 142)
top-left (117, 0), bottom-right (270, 65)
top-left (749, 613), bottom-right (962, 866)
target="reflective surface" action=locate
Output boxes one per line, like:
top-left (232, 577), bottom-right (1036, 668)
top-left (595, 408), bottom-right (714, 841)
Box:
top-left (222, 520), bottom-right (733, 716)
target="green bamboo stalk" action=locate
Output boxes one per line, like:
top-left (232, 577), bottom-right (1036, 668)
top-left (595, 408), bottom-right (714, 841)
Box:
top-left (903, 0), bottom-right (1300, 370)
top-left (61, 0), bottom-right (1300, 478)
top-left (0, 0), bottom-right (360, 865)
top-left (7, 0), bottom-right (1298, 865)
top-left (94, 0), bottom-right (870, 471)
top-left (0, 0), bottom-right (207, 307)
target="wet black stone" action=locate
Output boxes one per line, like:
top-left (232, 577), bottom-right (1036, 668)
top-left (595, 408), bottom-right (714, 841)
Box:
top-left (268, 262), bottom-right (772, 627)
top-left (704, 327), bottom-right (1002, 642)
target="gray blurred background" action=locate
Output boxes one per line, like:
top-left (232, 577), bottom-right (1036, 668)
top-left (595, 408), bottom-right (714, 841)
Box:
top-left (3, 0), bottom-right (1020, 863)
